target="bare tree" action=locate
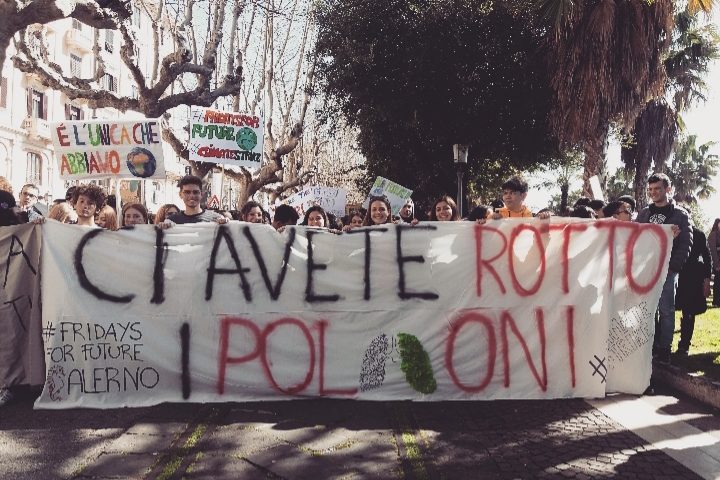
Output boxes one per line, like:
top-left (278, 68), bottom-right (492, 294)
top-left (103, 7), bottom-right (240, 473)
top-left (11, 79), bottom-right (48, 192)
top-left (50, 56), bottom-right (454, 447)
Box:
top-left (8, 0), bottom-right (327, 208)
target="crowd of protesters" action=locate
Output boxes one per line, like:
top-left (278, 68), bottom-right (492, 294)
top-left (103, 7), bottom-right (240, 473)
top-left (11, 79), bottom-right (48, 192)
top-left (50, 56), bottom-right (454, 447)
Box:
top-left (0, 172), bottom-right (718, 406)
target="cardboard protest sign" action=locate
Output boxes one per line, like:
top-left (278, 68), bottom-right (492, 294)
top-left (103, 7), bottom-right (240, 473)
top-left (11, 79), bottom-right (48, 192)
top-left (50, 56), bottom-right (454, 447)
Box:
top-left (35, 219), bottom-right (670, 409)
top-left (280, 186), bottom-right (347, 219)
top-left (188, 107), bottom-right (263, 170)
top-left (51, 119), bottom-right (165, 180)
top-left (365, 177), bottom-right (413, 214)
top-left (0, 225), bottom-right (44, 388)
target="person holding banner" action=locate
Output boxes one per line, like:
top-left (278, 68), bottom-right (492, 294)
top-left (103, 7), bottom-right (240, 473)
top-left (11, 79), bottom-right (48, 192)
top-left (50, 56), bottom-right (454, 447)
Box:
top-left (363, 196), bottom-right (393, 226)
top-left (0, 190), bottom-right (24, 226)
top-left (97, 205), bottom-right (119, 230)
top-left (341, 211), bottom-right (365, 231)
top-left (430, 195), bottom-right (460, 222)
top-left (637, 172), bottom-right (693, 364)
top-left (164, 175), bottom-right (227, 225)
top-left (122, 203), bottom-right (149, 227)
top-left (72, 184), bottom-right (106, 228)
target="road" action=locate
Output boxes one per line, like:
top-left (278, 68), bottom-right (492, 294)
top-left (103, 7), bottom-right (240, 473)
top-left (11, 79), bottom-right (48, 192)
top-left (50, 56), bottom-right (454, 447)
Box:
top-left (1, 386), bottom-right (719, 479)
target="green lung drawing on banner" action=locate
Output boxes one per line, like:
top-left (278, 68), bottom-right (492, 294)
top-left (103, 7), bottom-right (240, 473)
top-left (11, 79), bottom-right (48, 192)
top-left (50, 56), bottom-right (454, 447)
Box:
top-left (398, 333), bottom-right (437, 394)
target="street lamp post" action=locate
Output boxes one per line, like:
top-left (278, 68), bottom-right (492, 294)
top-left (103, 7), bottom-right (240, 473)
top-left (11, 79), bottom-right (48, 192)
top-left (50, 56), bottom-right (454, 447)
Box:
top-left (453, 144), bottom-right (468, 217)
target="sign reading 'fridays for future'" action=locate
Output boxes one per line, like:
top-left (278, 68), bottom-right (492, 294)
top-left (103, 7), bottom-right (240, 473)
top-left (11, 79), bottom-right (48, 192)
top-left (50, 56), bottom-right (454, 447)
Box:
top-left (51, 119), bottom-right (166, 180)
top-left (188, 107), bottom-right (264, 170)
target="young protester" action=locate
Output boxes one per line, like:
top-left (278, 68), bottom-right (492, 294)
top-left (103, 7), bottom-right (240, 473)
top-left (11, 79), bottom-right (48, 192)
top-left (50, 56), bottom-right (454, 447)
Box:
top-left (164, 175), bottom-right (227, 225)
top-left (492, 176), bottom-right (534, 219)
top-left (122, 203), bottom-right (149, 227)
top-left (570, 205), bottom-right (597, 219)
top-left (363, 196), bottom-right (394, 226)
top-left (47, 202), bottom-right (78, 224)
top-left (430, 195), bottom-right (460, 221)
top-left (675, 226), bottom-right (712, 356)
top-left (272, 204), bottom-right (300, 231)
top-left (588, 199), bottom-right (606, 218)
top-left (0, 190), bottom-right (23, 226)
top-left (636, 172), bottom-right (693, 364)
top-left (399, 199), bottom-right (415, 223)
top-left (72, 184), bottom-right (106, 228)
top-left (601, 200), bottom-right (633, 221)
top-left (97, 205), bottom-right (119, 230)
top-left (240, 201), bottom-right (264, 223)
top-left (154, 204), bottom-right (180, 225)
top-left (467, 204), bottom-right (492, 223)
top-left (302, 205), bottom-right (330, 228)
top-left (709, 218), bottom-right (720, 307)
top-left (490, 176), bottom-right (552, 220)
top-left (341, 211), bottom-right (365, 232)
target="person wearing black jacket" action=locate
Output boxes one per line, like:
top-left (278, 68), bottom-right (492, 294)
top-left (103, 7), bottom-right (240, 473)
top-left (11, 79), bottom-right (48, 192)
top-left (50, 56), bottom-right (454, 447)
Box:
top-left (636, 173), bottom-right (693, 364)
top-left (675, 227), bottom-right (712, 356)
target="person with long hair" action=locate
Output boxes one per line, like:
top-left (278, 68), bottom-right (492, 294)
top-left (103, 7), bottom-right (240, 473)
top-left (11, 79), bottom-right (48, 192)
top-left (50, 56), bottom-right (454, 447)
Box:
top-left (430, 195), bottom-right (460, 221)
top-left (240, 201), bottom-right (264, 223)
top-left (121, 203), bottom-right (149, 227)
top-left (363, 196), bottom-right (393, 226)
top-left (154, 203), bottom-right (180, 225)
top-left (97, 205), bottom-right (118, 230)
top-left (709, 217), bottom-right (720, 307)
top-left (301, 205), bottom-right (330, 228)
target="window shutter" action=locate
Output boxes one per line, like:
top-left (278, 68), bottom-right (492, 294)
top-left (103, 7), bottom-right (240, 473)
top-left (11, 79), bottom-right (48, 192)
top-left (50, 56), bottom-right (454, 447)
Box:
top-left (64, 103), bottom-right (71, 120)
top-left (26, 87), bottom-right (32, 116)
top-left (0, 77), bottom-right (7, 108)
top-left (41, 92), bottom-right (48, 119)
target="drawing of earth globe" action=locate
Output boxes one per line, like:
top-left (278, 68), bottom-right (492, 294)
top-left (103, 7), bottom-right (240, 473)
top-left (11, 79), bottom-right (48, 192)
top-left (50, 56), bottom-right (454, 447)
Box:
top-left (236, 127), bottom-right (258, 151)
top-left (126, 147), bottom-right (157, 178)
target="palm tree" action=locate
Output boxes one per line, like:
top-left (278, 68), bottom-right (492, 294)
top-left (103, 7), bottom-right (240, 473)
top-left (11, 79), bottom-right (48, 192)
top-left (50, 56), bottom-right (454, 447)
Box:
top-left (669, 134), bottom-right (720, 203)
top-left (621, 6), bottom-right (720, 209)
top-left (533, 0), bottom-right (675, 196)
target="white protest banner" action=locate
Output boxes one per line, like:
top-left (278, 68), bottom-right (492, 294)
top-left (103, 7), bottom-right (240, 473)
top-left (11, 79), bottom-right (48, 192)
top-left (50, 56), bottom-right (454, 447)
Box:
top-left (0, 225), bottom-right (44, 388)
top-left (281, 186), bottom-right (347, 219)
top-left (366, 177), bottom-right (413, 214)
top-left (51, 119), bottom-right (165, 180)
top-left (35, 219), bottom-right (670, 409)
top-left (188, 107), bottom-right (263, 170)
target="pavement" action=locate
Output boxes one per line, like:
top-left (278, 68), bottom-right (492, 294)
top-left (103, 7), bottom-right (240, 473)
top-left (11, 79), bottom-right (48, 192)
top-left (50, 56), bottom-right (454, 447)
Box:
top-left (1, 383), bottom-right (719, 480)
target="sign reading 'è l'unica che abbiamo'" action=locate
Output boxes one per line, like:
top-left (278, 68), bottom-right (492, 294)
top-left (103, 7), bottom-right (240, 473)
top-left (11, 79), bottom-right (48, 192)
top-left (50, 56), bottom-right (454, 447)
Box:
top-left (188, 107), bottom-right (263, 169)
top-left (29, 219), bottom-right (672, 409)
top-left (51, 119), bottom-right (166, 180)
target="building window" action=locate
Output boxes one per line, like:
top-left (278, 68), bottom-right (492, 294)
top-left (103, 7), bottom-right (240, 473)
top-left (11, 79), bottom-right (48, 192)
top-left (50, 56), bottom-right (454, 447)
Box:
top-left (66, 104), bottom-right (83, 120)
top-left (132, 7), bottom-right (141, 27)
top-left (72, 18), bottom-right (82, 30)
top-left (0, 77), bottom-right (7, 108)
top-left (70, 54), bottom-right (82, 77)
top-left (104, 74), bottom-right (117, 93)
top-left (105, 30), bottom-right (114, 53)
top-left (27, 152), bottom-right (42, 185)
top-left (131, 84), bottom-right (138, 99)
top-left (27, 89), bottom-right (47, 119)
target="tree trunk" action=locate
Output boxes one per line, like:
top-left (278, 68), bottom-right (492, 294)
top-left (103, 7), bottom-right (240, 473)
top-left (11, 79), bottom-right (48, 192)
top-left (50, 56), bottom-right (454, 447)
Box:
top-left (560, 183), bottom-right (569, 215)
top-left (582, 127), bottom-right (609, 199)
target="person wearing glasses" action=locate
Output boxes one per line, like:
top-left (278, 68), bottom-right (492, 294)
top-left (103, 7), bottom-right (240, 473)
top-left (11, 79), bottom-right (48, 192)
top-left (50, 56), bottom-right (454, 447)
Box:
top-left (18, 183), bottom-right (44, 219)
top-left (601, 200), bottom-right (634, 221)
top-left (163, 175), bottom-right (228, 225)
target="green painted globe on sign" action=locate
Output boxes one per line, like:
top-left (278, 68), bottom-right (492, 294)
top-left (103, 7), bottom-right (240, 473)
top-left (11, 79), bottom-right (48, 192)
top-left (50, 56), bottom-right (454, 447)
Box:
top-left (236, 127), bottom-right (258, 151)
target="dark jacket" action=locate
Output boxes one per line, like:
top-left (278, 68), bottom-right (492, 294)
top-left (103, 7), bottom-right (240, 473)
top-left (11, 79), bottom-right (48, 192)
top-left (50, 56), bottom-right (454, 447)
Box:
top-left (676, 228), bottom-right (711, 315)
top-left (636, 200), bottom-right (693, 273)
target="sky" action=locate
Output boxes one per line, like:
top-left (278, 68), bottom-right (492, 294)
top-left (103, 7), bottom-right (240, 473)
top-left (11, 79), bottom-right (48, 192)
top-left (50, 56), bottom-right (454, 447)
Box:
top-left (527, 13), bottom-right (720, 229)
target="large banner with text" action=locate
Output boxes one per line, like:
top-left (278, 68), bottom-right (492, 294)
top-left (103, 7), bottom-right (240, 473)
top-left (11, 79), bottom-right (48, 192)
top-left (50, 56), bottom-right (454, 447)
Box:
top-left (0, 225), bottom-right (44, 388)
top-left (35, 219), bottom-right (671, 409)
top-left (51, 119), bottom-right (166, 180)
